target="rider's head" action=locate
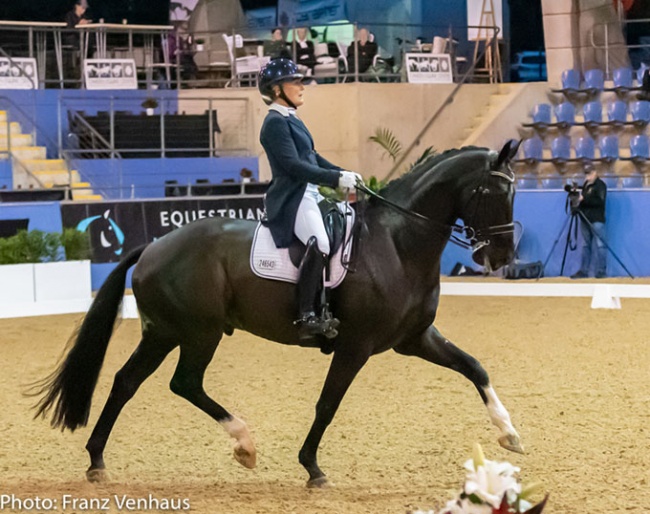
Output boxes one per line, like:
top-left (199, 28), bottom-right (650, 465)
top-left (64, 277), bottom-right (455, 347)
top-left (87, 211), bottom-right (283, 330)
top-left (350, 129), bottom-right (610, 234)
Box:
top-left (258, 58), bottom-right (305, 108)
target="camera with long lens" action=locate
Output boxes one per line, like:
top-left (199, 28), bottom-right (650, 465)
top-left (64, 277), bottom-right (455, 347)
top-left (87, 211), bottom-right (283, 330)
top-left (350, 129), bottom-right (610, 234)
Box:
top-left (564, 181), bottom-right (582, 212)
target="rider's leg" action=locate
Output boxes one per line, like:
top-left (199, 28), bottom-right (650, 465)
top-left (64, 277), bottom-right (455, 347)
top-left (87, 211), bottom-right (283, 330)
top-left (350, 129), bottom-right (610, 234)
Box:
top-left (294, 192), bottom-right (338, 339)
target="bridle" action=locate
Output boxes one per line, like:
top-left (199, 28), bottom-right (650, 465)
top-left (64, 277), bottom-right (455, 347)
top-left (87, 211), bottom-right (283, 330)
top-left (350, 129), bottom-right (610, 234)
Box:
top-left (354, 164), bottom-right (516, 254)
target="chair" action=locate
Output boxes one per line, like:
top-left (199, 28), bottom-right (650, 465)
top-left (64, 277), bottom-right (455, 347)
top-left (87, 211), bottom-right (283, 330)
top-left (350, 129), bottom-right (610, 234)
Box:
top-left (554, 102), bottom-right (575, 129)
top-left (583, 69), bottom-right (604, 96)
top-left (313, 42), bottom-right (342, 81)
top-left (629, 134), bottom-right (650, 164)
top-left (607, 67), bottom-right (634, 95)
top-left (630, 100), bottom-right (650, 127)
top-left (581, 101), bottom-right (603, 129)
top-left (575, 135), bottom-right (596, 162)
top-left (550, 135), bottom-right (572, 165)
top-left (540, 177), bottom-right (564, 189)
top-left (599, 135), bottom-right (619, 163)
top-left (621, 175), bottom-right (644, 188)
top-left (606, 100), bottom-right (628, 127)
top-left (222, 33), bottom-right (268, 87)
top-left (516, 174), bottom-right (538, 189)
top-left (523, 103), bottom-right (552, 131)
top-left (551, 68), bottom-right (581, 97)
top-left (517, 137), bottom-right (544, 164)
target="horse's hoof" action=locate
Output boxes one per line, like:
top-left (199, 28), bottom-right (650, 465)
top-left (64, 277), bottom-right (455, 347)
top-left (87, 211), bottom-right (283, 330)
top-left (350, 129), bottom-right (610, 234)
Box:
top-left (306, 476), bottom-right (333, 489)
top-left (86, 468), bottom-right (110, 483)
top-left (499, 434), bottom-right (525, 454)
top-left (233, 443), bottom-right (257, 469)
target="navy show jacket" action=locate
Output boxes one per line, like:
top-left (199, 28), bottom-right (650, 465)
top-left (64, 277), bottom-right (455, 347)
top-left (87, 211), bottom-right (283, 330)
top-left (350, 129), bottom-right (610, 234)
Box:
top-left (260, 108), bottom-right (342, 248)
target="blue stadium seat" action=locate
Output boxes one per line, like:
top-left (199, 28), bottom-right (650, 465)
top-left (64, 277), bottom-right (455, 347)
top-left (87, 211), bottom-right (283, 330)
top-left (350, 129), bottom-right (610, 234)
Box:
top-left (575, 135), bottom-right (596, 162)
top-left (523, 103), bottom-right (552, 131)
top-left (583, 69), bottom-right (604, 96)
top-left (630, 100), bottom-right (650, 127)
top-left (606, 100), bottom-right (628, 126)
top-left (540, 177), bottom-right (564, 189)
top-left (621, 175), bottom-right (644, 188)
top-left (516, 174), bottom-right (538, 189)
top-left (518, 136), bottom-right (544, 164)
top-left (630, 134), bottom-right (650, 163)
top-left (601, 175), bottom-right (620, 189)
top-left (552, 69), bottom-right (581, 97)
top-left (581, 101), bottom-right (603, 129)
top-left (599, 135), bottom-right (619, 162)
top-left (608, 67), bottom-right (634, 95)
top-left (550, 135), bottom-right (572, 165)
top-left (554, 102), bottom-right (575, 128)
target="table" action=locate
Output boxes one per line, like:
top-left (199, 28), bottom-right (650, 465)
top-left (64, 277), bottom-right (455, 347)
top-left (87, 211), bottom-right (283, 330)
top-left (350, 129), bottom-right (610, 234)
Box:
top-left (75, 23), bottom-right (174, 84)
top-left (0, 21), bottom-right (67, 88)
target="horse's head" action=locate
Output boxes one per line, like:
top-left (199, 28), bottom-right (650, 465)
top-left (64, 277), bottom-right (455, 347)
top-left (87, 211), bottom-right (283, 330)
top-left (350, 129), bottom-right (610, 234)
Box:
top-left (458, 140), bottom-right (520, 272)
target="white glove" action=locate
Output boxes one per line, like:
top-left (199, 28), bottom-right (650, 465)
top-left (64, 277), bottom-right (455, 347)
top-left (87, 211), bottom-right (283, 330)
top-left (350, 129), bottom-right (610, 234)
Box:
top-left (338, 171), bottom-right (363, 190)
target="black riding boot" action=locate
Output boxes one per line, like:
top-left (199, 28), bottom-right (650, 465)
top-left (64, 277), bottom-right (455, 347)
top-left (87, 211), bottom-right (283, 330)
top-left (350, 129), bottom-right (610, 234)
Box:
top-left (295, 237), bottom-right (340, 340)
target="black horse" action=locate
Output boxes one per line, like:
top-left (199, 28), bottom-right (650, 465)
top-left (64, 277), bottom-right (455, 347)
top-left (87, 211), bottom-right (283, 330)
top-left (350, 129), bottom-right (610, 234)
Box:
top-left (34, 141), bottom-right (523, 488)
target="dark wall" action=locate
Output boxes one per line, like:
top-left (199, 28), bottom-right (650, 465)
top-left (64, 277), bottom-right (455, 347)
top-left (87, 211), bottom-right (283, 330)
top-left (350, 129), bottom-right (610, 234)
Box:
top-left (0, 0), bottom-right (170, 24)
top-left (507, 0), bottom-right (545, 55)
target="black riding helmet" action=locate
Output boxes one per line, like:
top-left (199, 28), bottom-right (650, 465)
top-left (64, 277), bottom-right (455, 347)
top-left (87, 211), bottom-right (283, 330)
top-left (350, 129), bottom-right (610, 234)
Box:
top-left (258, 58), bottom-right (304, 107)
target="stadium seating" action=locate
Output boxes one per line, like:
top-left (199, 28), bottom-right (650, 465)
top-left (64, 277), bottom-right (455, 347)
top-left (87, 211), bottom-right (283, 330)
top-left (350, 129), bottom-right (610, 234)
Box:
top-left (550, 135), bottom-right (572, 165)
top-left (606, 67), bottom-right (634, 95)
top-left (575, 136), bottom-right (596, 162)
top-left (552, 68), bottom-right (581, 98)
top-left (583, 69), bottom-right (604, 96)
top-left (599, 135), bottom-right (619, 163)
top-left (554, 102), bottom-right (575, 129)
top-left (606, 100), bottom-right (628, 127)
top-left (523, 103), bottom-right (552, 131)
top-left (629, 134), bottom-right (650, 164)
top-left (518, 136), bottom-right (544, 164)
top-left (581, 101), bottom-right (603, 129)
top-left (630, 100), bottom-right (650, 127)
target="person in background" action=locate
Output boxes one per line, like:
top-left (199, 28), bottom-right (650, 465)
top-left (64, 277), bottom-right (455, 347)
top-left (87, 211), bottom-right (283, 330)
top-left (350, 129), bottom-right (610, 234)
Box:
top-left (292, 27), bottom-right (316, 74)
top-left (347, 28), bottom-right (377, 75)
top-left (64, 0), bottom-right (91, 32)
top-left (63, 0), bottom-right (92, 86)
top-left (258, 58), bottom-right (362, 340)
top-left (571, 165), bottom-right (608, 279)
top-left (265, 27), bottom-right (291, 60)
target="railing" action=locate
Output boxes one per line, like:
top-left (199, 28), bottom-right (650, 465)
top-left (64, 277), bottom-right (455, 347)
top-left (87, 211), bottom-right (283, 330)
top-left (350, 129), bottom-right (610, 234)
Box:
top-left (591, 18), bottom-right (650, 78)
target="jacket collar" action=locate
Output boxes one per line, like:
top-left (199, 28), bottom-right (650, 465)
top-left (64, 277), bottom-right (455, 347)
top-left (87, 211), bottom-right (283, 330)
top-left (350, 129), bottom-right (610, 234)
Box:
top-left (269, 103), bottom-right (296, 117)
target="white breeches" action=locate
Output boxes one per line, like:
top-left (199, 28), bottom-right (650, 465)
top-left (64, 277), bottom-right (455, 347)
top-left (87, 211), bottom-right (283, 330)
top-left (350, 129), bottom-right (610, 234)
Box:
top-left (294, 188), bottom-right (330, 255)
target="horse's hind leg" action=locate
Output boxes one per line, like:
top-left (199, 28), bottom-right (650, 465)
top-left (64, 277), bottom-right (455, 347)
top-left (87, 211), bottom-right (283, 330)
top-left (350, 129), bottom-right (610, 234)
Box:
top-left (85, 333), bottom-right (176, 482)
top-left (394, 325), bottom-right (524, 454)
top-left (169, 332), bottom-right (256, 470)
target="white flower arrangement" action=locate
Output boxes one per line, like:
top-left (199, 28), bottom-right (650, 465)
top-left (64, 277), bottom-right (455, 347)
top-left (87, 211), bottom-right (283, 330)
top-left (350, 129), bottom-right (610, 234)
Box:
top-left (410, 444), bottom-right (547, 514)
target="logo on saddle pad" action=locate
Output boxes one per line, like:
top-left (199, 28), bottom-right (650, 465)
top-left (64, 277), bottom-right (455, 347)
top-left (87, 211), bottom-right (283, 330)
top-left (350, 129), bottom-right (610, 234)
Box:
top-left (250, 204), bottom-right (355, 288)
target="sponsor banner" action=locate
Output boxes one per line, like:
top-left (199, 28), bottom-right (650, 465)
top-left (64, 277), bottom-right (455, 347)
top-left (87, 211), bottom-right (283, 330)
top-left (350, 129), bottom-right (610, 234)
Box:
top-left (0, 58), bottom-right (38, 89)
top-left (278, 0), bottom-right (346, 26)
top-left (84, 59), bottom-right (137, 90)
top-left (405, 53), bottom-right (453, 84)
top-left (61, 197), bottom-right (265, 263)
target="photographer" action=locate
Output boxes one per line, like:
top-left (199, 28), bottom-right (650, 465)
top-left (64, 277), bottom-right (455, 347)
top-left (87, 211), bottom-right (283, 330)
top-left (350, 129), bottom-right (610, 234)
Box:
top-left (570, 166), bottom-right (607, 279)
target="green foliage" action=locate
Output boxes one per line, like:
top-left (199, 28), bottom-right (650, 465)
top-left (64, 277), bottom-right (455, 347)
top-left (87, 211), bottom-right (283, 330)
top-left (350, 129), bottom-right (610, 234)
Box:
top-left (0, 229), bottom-right (90, 265)
top-left (368, 128), bottom-right (402, 162)
top-left (368, 127), bottom-right (437, 178)
top-left (60, 228), bottom-right (91, 261)
top-left (365, 175), bottom-right (388, 193)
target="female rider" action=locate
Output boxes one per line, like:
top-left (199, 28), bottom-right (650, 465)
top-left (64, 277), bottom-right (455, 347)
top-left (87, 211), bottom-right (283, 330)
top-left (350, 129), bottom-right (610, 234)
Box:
top-left (258, 58), bottom-right (361, 340)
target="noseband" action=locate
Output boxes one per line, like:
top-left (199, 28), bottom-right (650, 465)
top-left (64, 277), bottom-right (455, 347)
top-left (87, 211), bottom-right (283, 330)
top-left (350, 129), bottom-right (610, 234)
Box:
top-left (355, 165), bottom-right (515, 253)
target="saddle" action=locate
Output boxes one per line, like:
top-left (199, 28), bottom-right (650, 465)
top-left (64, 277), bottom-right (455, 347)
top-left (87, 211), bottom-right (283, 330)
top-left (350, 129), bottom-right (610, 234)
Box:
top-left (250, 200), bottom-right (355, 287)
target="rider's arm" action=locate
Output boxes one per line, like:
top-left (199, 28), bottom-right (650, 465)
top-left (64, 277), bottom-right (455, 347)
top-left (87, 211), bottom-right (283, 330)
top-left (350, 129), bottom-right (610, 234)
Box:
top-left (261, 115), bottom-right (340, 188)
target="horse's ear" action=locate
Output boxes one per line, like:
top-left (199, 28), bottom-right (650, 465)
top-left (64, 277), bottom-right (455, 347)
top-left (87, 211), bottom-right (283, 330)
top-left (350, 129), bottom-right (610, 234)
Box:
top-left (495, 139), bottom-right (521, 168)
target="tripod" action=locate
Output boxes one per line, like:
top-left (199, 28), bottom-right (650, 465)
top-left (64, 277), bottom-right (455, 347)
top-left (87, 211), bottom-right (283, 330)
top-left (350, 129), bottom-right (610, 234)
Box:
top-left (539, 207), bottom-right (634, 279)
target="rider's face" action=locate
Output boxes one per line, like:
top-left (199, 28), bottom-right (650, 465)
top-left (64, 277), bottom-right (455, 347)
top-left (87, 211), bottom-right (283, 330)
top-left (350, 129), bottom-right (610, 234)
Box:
top-left (275, 79), bottom-right (305, 108)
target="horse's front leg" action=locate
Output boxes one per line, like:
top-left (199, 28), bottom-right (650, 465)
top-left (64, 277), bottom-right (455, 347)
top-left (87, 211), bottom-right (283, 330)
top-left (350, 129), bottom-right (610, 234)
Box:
top-left (394, 325), bottom-right (524, 454)
top-left (298, 348), bottom-right (370, 488)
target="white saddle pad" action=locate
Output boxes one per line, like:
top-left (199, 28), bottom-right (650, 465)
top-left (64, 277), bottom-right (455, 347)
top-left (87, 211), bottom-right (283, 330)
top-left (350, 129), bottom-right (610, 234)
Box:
top-left (250, 203), bottom-right (355, 288)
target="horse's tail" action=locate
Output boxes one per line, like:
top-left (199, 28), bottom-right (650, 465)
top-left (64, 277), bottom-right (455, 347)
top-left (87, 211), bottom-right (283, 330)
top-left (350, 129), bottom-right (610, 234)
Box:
top-left (31, 244), bottom-right (148, 432)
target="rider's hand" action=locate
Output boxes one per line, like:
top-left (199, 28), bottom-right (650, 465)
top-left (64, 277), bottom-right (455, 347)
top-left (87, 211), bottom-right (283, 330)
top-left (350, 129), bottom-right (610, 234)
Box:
top-left (338, 171), bottom-right (362, 190)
